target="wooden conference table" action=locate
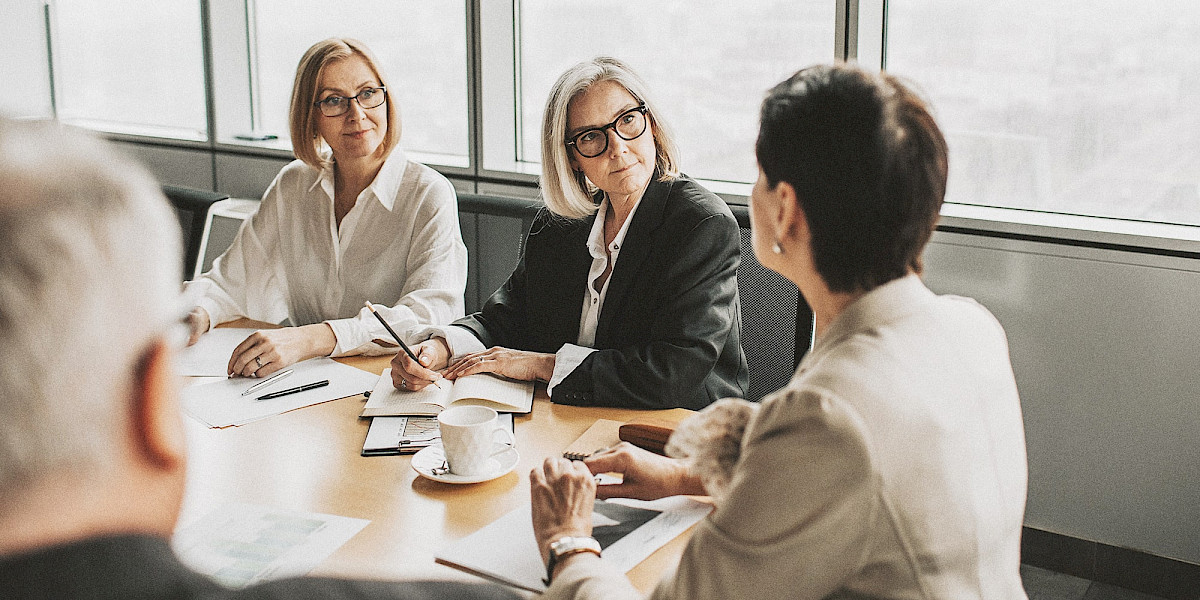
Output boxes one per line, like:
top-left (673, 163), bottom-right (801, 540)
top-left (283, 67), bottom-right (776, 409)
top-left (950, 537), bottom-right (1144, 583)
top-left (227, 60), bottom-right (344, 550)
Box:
top-left (178, 323), bottom-right (698, 592)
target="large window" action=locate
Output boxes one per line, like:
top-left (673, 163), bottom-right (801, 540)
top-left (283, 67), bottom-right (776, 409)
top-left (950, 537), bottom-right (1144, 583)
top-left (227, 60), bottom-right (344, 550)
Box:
top-left (517, 0), bottom-right (834, 185)
top-left (52, 0), bottom-right (207, 139)
top-left (252, 1), bottom-right (468, 164)
top-left (11, 1), bottom-right (1200, 236)
top-left (884, 0), bottom-right (1200, 226)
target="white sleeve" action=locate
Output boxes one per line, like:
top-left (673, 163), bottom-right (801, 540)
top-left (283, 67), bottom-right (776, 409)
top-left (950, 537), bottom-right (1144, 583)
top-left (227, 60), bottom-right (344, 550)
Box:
top-left (184, 176), bottom-right (289, 328)
top-left (411, 324), bottom-right (487, 362)
top-left (325, 177), bottom-right (468, 356)
top-left (547, 343), bottom-right (596, 398)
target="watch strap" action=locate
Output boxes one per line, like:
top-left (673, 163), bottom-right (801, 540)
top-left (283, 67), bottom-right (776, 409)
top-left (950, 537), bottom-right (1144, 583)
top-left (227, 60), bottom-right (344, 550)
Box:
top-left (543, 536), bottom-right (602, 585)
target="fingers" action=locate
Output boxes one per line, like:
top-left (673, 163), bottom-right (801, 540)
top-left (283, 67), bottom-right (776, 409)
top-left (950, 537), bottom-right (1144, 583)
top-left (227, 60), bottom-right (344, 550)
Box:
top-left (583, 442), bottom-right (636, 475)
top-left (444, 350), bottom-right (500, 379)
top-left (390, 350), bottom-right (439, 391)
top-left (227, 332), bottom-right (278, 378)
top-left (185, 308), bottom-right (208, 346)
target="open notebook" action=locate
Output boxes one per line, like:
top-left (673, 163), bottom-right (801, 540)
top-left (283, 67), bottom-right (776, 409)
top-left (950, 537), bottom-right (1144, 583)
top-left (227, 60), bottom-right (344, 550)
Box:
top-left (362, 368), bottom-right (534, 416)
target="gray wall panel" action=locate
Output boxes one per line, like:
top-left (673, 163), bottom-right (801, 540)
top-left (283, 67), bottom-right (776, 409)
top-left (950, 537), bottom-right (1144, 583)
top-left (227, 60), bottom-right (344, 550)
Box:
top-left (923, 233), bottom-right (1200, 565)
top-left (214, 153), bottom-right (292, 199)
top-left (114, 142), bottom-right (213, 190)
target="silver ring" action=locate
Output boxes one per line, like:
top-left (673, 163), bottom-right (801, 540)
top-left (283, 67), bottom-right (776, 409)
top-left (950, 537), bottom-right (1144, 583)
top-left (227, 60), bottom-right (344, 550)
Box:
top-left (255, 356), bottom-right (263, 368)
top-left (400, 379), bottom-right (407, 389)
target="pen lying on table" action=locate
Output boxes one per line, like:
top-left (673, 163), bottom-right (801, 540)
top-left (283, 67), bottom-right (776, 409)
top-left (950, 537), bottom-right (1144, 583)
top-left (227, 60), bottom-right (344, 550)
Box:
top-left (240, 368), bottom-right (293, 396)
top-left (256, 380), bottom-right (329, 401)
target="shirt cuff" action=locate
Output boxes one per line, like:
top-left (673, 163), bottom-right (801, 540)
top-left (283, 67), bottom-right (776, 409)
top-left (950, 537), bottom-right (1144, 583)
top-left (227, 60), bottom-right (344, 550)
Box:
top-left (412, 324), bottom-right (487, 363)
top-left (548, 343), bottom-right (595, 399)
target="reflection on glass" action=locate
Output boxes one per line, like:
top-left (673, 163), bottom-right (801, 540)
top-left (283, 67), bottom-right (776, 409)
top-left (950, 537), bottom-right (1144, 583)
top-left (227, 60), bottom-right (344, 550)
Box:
top-left (519, 0), bottom-right (834, 184)
top-left (253, 1), bottom-right (467, 161)
top-left (887, 0), bottom-right (1200, 226)
top-left (53, 0), bottom-right (206, 138)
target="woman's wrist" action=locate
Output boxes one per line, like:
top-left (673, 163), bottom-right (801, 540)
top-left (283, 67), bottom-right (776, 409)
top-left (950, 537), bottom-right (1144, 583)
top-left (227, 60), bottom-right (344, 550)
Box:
top-left (308, 323), bottom-right (338, 357)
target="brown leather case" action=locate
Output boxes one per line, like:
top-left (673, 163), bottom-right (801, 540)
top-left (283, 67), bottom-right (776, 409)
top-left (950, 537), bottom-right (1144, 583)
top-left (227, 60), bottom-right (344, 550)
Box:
top-left (618, 419), bottom-right (678, 456)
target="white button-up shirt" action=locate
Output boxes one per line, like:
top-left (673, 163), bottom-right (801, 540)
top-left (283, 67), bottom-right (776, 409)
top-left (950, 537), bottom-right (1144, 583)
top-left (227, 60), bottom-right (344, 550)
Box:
top-left (435, 195), bottom-right (641, 396)
top-left (188, 149), bottom-right (467, 356)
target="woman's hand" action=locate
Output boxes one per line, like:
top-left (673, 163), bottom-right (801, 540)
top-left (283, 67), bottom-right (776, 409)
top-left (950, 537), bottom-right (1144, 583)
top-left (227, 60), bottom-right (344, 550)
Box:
top-left (185, 307), bottom-right (210, 346)
top-left (443, 347), bottom-right (555, 382)
top-left (530, 457), bottom-right (597, 564)
top-left (391, 338), bottom-right (450, 392)
top-left (227, 323), bottom-right (337, 377)
top-left (585, 442), bottom-right (706, 501)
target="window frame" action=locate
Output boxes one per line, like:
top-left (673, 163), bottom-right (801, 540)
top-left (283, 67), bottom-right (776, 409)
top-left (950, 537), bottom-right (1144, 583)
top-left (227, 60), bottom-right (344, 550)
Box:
top-left (15, 0), bottom-right (1199, 255)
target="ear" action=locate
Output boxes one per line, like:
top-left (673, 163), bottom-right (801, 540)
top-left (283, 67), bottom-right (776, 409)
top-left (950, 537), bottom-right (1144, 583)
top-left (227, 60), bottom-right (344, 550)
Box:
top-left (131, 339), bottom-right (186, 471)
top-left (772, 181), bottom-right (809, 247)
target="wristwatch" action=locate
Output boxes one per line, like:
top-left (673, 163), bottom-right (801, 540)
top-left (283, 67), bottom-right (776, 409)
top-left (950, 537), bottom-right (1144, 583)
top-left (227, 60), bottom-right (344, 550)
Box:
top-left (544, 535), bottom-right (602, 585)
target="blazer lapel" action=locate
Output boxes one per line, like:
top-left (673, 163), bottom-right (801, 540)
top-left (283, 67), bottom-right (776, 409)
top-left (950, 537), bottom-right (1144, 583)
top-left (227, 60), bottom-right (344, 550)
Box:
top-left (595, 177), bottom-right (672, 345)
top-left (540, 217), bottom-right (593, 349)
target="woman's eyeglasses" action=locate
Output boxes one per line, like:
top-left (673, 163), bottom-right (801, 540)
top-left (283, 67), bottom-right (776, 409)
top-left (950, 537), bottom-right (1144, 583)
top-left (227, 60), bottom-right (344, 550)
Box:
top-left (565, 104), bottom-right (648, 158)
top-left (314, 87), bottom-right (387, 117)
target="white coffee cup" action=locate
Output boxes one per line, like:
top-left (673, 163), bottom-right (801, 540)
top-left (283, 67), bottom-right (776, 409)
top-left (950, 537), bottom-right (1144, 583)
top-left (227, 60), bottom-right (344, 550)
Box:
top-left (437, 405), bottom-right (514, 476)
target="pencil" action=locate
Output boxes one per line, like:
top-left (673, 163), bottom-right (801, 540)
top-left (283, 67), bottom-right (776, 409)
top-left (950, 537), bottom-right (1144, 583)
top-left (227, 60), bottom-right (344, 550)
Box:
top-left (364, 302), bottom-right (444, 388)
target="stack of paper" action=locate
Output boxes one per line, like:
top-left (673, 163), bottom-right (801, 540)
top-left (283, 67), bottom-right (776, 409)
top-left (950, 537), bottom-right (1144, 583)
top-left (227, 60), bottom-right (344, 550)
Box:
top-left (182, 357), bottom-right (378, 428)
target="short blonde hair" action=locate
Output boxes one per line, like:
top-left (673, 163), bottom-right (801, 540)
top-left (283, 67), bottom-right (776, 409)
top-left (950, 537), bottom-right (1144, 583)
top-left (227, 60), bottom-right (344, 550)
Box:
top-left (289, 38), bottom-right (401, 168)
top-left (540, 57), bottom-right (680, 219)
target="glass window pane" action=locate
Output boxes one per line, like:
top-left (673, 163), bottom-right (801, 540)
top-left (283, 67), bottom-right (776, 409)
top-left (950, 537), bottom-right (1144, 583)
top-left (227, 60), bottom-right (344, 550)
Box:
top-left (886, 1), bottom-right (1200, 226)
top-left (0, 0), bottom-right (52, 119)
top-left (519, 0), bottom-right (835, 184)
top-left (52, 0), bottom-right (206, 139)
top-left (253, 1), bottom-right (468, 162)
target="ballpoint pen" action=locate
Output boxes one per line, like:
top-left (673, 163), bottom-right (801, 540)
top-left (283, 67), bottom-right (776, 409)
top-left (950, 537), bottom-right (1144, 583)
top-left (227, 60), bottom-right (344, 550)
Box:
top-left (365, 302), bottom-right (445, 389)
top-left (240, 368), bottom-right (294, 396)
top-left (256, 380), bottom-right (329, 401)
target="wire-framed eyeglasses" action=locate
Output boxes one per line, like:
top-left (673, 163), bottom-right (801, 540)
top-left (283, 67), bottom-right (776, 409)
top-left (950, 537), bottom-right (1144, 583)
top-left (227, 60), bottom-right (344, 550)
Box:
top-left (314, 86), bottom-right (387, 117)
top-left (565, 104), bottom-right (648, 158)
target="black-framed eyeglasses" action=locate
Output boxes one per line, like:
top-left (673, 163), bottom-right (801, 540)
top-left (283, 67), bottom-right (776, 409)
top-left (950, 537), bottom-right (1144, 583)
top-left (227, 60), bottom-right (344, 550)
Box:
top-left (565, 104), bottom-right (648, 158)
top-left (314, 86), bottom-right (387, 117)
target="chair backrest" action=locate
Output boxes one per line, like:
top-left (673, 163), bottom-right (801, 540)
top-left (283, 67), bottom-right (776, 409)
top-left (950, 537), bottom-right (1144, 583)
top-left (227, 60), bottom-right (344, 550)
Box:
top-left (728, 205), bottom-right (814, 402)
top-left (162, 185), bottom-right (229, 281)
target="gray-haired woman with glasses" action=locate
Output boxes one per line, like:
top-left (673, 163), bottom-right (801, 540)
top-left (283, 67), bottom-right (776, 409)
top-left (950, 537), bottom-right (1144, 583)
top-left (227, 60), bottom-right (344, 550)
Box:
top-left (185, 38), bottom-right (467, 378)
top-left (392, 57), bottom-right (747, 410)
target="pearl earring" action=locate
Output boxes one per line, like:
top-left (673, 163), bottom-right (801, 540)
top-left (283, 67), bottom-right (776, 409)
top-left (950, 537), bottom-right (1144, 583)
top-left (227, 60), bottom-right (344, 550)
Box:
top-left (772, 241), bottom-right (784, 255)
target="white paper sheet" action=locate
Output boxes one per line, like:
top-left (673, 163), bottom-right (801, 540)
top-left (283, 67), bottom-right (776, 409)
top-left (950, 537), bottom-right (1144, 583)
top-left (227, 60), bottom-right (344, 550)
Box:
top-left (173, 502), bottom-right (369, 589)
top-left (175, 328), bottom-right (260, 376)
top-left (435, 497), bottom-right (712, 593)
top-left (181, 357), bottom-right (378, 427)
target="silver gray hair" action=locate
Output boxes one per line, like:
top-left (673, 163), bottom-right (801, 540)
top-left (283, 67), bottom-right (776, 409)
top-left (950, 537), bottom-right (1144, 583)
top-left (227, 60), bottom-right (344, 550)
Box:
top-left (540, 57), bottom-right (680, 219)
top-left (0, 118), bottom-right (182, 500)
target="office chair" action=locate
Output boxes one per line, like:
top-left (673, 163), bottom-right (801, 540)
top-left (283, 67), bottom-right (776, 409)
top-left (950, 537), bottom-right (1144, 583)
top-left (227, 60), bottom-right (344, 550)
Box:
top-left (729, 205), bottom-right (814, 402)
top-left (162, 185), bottom-right (229, 281)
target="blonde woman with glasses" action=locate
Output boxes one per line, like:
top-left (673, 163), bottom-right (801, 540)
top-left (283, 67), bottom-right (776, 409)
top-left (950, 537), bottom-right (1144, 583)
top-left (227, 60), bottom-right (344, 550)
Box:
top-left (392, 57), bottom-right (747, 410)
top-left (186, 38), bottom-right (467, 378)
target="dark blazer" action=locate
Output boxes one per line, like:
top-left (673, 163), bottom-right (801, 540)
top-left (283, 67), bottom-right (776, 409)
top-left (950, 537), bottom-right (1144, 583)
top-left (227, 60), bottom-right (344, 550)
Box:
top-left (0, 534), bottom-right (519, 600)
top-left (454, 175), bottom-right (748, 410)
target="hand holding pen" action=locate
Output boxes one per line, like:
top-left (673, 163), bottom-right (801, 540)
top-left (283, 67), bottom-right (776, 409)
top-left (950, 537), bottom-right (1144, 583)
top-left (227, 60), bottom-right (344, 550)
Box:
top-left (364, 302), bottom-right (446, 391)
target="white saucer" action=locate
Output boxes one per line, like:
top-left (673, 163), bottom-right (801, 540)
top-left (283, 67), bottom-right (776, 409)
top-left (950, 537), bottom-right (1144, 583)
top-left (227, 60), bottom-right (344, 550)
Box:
top-left (411, 443), bottom-right (519, 484)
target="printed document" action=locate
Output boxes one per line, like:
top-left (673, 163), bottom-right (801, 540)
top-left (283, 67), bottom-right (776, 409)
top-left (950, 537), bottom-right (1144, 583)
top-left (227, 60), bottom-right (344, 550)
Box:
top-left (435, 497), bottom-right (712, 592)
top-left (173, 502), bottom-right (368, 588)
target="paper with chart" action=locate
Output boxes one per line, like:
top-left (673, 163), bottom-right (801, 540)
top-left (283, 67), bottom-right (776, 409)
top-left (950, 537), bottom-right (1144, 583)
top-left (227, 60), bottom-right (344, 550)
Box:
top-left (175, 328), bottom-right (260, 376)
top-left (173, 502), bottom-right (368, 589)
top-left (361, 368), bottom-right (534, 416)
top-left (181, 357), bottom-right (377, 427)
top-left (435, 497), bottom-right (712, 592)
